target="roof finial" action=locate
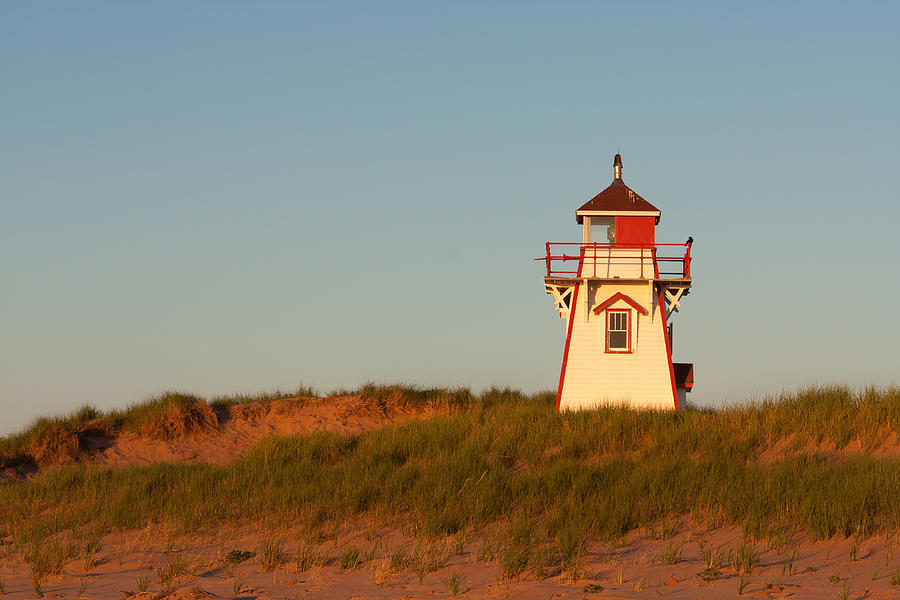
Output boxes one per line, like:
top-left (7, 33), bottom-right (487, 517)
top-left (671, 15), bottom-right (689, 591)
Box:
top-left (613, 153), bottom-right (623, 181)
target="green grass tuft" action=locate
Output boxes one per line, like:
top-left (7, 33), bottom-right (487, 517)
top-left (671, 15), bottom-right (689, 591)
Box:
top-left (444, 572), bottom-right (464, 595)
top-left (258, 537), bottom-right (288, 571)
top-left (339, 546), bottom-right (361, 570)
top-left (225, 549), bottom-right (255, 563)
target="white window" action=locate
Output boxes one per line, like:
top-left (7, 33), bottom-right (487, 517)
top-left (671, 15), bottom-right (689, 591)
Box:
top-left (606, 310), bottom-right (630, 352)
top-left (591, 217), bottom-right (616, 245)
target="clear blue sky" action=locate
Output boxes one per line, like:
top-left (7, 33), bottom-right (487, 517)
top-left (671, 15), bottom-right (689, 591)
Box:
top-left (2, 2), bottom-right (899, 435)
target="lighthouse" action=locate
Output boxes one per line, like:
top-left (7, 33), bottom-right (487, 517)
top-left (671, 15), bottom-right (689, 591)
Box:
top-left (542, 154), bottom-right (694, 410)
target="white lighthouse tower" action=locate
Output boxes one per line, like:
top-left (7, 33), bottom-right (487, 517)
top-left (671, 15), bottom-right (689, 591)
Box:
top-left (542, 154), bottom-right (694, 410)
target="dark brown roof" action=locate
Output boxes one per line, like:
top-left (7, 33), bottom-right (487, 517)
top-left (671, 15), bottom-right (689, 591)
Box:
top-left (575, 178), bottom-right (660, 224)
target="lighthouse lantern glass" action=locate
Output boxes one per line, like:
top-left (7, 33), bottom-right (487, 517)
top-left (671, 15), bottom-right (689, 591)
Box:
top-left (591, 217), bottom-right (615, 245)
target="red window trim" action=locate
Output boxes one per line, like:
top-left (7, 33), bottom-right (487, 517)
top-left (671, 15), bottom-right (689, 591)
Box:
top-left (592, 292), bottom-right (647, 316)
top-left (605, 309), bottom-right (632, 354)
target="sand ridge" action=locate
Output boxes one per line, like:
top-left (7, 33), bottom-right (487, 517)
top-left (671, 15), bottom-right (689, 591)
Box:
top-left (92, 396), bottom-right (401, 468)
top-left (0, 395), bottom-right (424, 479)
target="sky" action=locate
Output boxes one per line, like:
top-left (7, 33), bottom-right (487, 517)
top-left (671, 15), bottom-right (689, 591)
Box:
top-left (2, 2), bottom-right (899, 435)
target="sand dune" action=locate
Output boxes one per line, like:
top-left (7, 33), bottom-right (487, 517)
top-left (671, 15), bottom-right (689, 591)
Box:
top-left (1, 395), bottom-right (417, 479)
top-left (92, 396), bottom-right (398, 468)
top-left (1, 395), bottom-right (898, 599)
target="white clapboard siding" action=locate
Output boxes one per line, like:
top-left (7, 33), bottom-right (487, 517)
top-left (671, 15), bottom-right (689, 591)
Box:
top-left (559, 281), bottom-right (676, 410)
top-left (579, 247), bottom-right (656, 279)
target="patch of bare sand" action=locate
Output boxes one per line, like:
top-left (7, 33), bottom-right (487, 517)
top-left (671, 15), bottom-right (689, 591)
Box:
top-left (1, 523), bottom-right (898, 600)
top-left (93, 396), bottom-right (412, 468)
top-left (757, 431), bottom-right (900, 465)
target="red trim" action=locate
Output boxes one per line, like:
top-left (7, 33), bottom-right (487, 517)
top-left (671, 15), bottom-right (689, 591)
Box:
top-left (660, 289), bottom-right (679, 410)
top-left (555, 249), bottom-right (584, 411)
top-left (543, 242), bottom-right (691, 279)
top-left (592, 291), bottom-right (648, 316)
top-left (604, 309), bottom-right (632, 353)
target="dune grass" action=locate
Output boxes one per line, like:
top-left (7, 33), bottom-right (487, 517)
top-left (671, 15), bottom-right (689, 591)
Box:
top-left (209, 383), bottom-right (318, 410)
top-left (0, 386), bottom-right (321, 467)
top-left (0, 382), bottom-right (488, 468)
top-left (0, 405), bottom-right (102, 466)
top-left (0, 384), bottom-right (898, 570)
top-left (1, 385), bottom-right (899, 546)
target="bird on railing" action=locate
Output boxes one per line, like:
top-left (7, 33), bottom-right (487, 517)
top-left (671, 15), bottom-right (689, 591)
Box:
top-left (685, 236), bottom-right (693, 245)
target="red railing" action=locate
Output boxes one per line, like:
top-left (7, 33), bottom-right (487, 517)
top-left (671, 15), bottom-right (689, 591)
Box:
top-left (542, 242), bottom-right (692, 279)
